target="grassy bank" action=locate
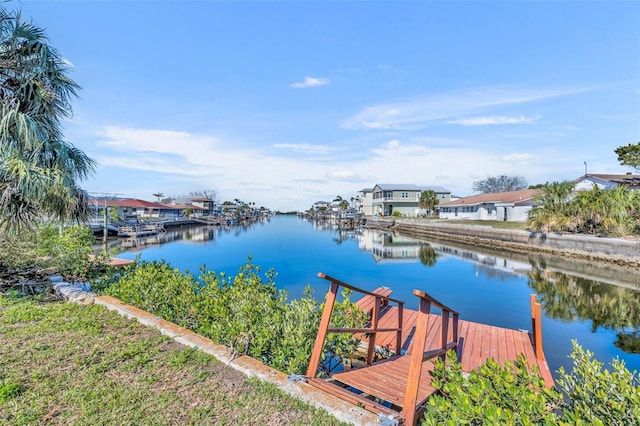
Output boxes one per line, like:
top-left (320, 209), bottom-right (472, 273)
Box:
top-left (0, 294), bottom-right (346, 425)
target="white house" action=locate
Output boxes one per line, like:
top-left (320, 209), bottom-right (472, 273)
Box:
top-left (438, 189), bottom-right (539, 222)
top-left (573, 173), bottom-right (640, 191)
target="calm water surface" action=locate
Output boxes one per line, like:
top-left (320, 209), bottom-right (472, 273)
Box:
top-left (111, 215), bottom-right (640, 378)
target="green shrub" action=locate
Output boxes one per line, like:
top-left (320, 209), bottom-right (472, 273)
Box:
top-left (421, 341), bottom-right (640, 425)
top-left (101, 259), bottom-right (366, 374)
top-left (422, 351), bottom-right (562, 425)
top-left (36, 223), bottom-right (112, 281)
top-left (556, 341), bottom-right (640, 425)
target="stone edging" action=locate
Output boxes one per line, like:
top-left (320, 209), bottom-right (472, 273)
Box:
top-left (49, 277), bottom-right (380, 426)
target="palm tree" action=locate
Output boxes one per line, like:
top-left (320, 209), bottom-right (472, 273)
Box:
top-left (334, 195), bottom-right (349, 213)
top-left (0, 7), bottom-right (95, 232)
top-left (153, 192), bottom-right (164, 203)
top-left (419, 190), bottom-right (439, 217)
top-left (528, 181), bottom-right (575, 233)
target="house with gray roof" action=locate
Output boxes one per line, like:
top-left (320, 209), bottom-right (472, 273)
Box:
top-left (371, 184), bottom-right (451, 217)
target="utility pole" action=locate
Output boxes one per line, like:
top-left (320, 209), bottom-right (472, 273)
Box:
top-left (584, 161), bottom-right (588, 176)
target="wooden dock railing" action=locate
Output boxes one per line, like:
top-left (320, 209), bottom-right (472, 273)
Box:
top-left (530, 294), bottom-right (544, 360)
top-left (306, 272), bottom-right (406, 377)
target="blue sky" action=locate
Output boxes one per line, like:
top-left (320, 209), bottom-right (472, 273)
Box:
top-left (20, 1), bottom-right (640, 211)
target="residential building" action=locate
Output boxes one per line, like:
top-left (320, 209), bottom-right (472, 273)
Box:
top-left (190, 197), bottom-right (215, 216)
top-left (355, 188), bottom-right (374, 216)
top-left (371, 184), bottom-right (451, 217)
top-left (573, 173), bottom-right (640, 191)
top-left (91, 198), bottom-right (180, 219)
top-left (438, 189), bottom-right (539, 222)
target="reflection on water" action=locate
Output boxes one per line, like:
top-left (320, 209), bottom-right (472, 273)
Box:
top-left (101, 218), bottom-right (271, 255)
top-left (106, 216), bottom-right (640, 373)
top-left (354, 226), bottom-right (640, 355)
top-left (528, 269), bottom-right (640, 355)
top-left (357, 229), bottom-right (533, 280)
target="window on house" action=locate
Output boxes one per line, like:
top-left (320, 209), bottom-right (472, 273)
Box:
top-left (401, 192), bottom-right (408, 199)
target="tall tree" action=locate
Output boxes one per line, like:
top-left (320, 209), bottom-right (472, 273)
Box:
top-left (0, 7), bottom-right (94, 232)
top-left (152, 192), bottom-right (164, 203)
top-left (333, 195), bottom-right (348, 211)
top-left (472, 175), bottom-right (528, 194)
top-left (418, 190), bottom-right (439, 216)
top-left (614, 142), bottom-right (640, 172)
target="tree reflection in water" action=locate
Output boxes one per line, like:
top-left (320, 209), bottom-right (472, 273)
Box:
top-left (419, 244), bottom-right (438, 267)
top-left (528, 268), bottom-right (640, 354)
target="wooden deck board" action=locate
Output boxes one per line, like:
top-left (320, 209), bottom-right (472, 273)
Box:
top-left (333, 356), bottom-right (437, 407)
top-left (355, 300), bottom-right (553, 380)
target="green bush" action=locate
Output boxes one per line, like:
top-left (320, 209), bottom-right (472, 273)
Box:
top-left (101, 259), bottom-right (366, 374)
top-left (422, 351), bottom-right (562, 425)
top-left (421, 341), bottom-right (639, 425)
top-left (36, 224), bottom-right (112, 281)
top-left (557, 341), bottom-right (640, 425)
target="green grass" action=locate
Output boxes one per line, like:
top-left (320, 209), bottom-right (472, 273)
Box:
top-left (0, 294), bottom-right (347, 425)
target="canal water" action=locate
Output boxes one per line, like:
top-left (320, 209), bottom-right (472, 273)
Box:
top-left (111, 214), bottom-right (640, 378)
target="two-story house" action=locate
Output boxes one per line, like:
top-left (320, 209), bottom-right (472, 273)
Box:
top-left (355, 188), bottom-right (374, 216)
top-left (371, 184), bottom-right (451, 217)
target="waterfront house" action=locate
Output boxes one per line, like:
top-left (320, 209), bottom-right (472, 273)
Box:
top-left (573, 173), bottom-right (640, 191)
top-left (371, 184), bottom-right (451, 217)
top-left (438, 189), bottom-right (539, 222)
top-left (355, 188), bottom-right (374, 216)
top-left (190, 197), bottom-right (215, 215)
top-left (90, 198), bottom-right (180, 219)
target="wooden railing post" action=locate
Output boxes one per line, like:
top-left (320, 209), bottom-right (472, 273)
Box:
top-left (366, 296), bottom-right (380, 365)
top-left (306, 280), bottom-right (339, 377)
top-left (530, 294), bottom-right (544, 360)
top-left (402, 293), bottom-right (431, 426)
top-left (440, 309), bottom-right (450, 361)
top-left (396, 302), bottom-right (404, 356)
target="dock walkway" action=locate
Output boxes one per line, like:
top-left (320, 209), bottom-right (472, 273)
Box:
top-left (305, 273), bottom-right (553, 425)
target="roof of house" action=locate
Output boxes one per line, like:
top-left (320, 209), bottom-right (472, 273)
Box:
top-left (575, 173), bottom-right (640, 186)
top-left (374, 184), bottom-right (451, 193)
top-left (358, 188), bottom-right (373, 193)
top-left (93, 198), bottom-right (176, 209)
top-left (191, 197), bottom-right (213, 202)
top-left (439, 189), bottom-right (539, 207)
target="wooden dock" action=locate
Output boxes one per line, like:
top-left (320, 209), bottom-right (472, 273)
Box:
top-left (118, 223), bottom-right (165, 238)
top-left (305, 273), bottom-right (553, 425)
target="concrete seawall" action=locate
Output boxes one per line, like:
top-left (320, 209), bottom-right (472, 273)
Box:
top-left (365, 218), bottom-right (640, 268)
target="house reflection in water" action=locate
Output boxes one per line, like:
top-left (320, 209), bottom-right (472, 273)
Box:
top-left (356, 229), bottom-right (532, 279)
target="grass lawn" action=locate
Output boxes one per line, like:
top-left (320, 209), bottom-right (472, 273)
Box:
top-left (0, 294), bottom-right (346, 425)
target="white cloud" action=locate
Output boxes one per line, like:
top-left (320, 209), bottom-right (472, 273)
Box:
top-left (448, 115), bottom-right (539, 126)
top-left (342, 86), bottom-right (586, 130)
top-left (88, 126), bottom-right (590, 212)
top-left (273, 143), bottom-right (333, 154)
top-left (290, 76), bottom-right (330, 88)
top-left (499, 153), bottom-right (535, 163)
top-left (325, 170), bottom-right (359, 180)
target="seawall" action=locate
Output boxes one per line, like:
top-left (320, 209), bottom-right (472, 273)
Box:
top-left (365, 218), bottom-right (640, 268)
